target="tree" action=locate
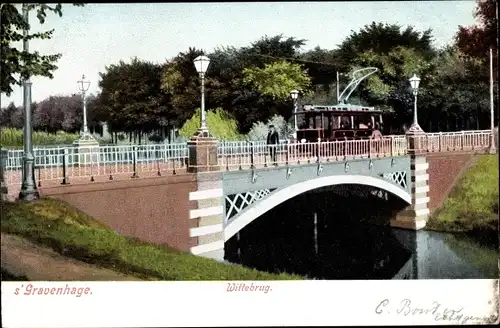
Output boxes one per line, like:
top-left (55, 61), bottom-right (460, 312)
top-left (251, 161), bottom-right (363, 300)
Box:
top-left (33, 94), bottom-right (82, 133)
top-left (456, 0), bottom-right (497, 60)
top-left (0, 101), bottom-right (36, 129)
top-left (337, 22), bottom-right (435, 67)
top-left (298, 46), bottom-right (340, 101)
top-left (98, 57), bottom-right (170, 139)
top-left (161, 47), bottom-right (207, 126)
top-left (420, 46), bottom-right (492, 131)
top-left (346, 46), bottom-right (433, 130)
top-left (206, 35), bottom-right (308, 133)
top-left (0, 3), bottom-right (85, 96)
top-left (242, 60), bottom-right (312, 101)
top-left (0, 102), bottom-right (19, 127)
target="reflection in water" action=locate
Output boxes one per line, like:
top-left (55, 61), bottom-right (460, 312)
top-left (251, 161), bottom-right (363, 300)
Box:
top-left (225, 185), bottom-right (498, 279)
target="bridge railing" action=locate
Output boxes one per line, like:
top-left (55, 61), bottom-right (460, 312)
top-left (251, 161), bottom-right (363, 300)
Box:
top-left (217, 137), bottom-right (408, 170)
top-left (2, 143), bottom-right (189, 188)
top-left (1, 130), bottom-right (492, 189)
top-left (408, 130), bottom-right (492, 153)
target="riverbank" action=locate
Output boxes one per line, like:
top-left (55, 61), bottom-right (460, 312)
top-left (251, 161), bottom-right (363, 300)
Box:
top-left (425, 154), bottom-right (498, 246)
top-left (1, 198), bottom-right (300, 281)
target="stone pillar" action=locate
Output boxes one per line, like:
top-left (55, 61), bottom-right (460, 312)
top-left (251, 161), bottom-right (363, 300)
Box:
top-left (73, 136), bottom-right (100, 165)
top-left (188, 172), bottom-right (225, 261)
top-left (391, 132), bottom-right (430, 230)
top-left (187, 136), bottom-right (219, 173)
top-left (0, 149), bottom-right (8, 201)
top-left (186, 136), bottom-right (225, 261)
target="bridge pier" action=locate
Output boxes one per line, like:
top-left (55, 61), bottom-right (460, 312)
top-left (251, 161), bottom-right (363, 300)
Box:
top-left (187, 138), bottom-right (226, 261)
top-left (390, 133), bottom-right (429, 230)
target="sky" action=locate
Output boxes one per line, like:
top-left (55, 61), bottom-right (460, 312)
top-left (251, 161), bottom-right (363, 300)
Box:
top-left (1, 1), bottom-right (478, 106)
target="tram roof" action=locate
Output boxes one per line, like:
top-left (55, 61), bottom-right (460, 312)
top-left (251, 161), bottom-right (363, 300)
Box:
top-left (295, 104), bottom-right (382, 114)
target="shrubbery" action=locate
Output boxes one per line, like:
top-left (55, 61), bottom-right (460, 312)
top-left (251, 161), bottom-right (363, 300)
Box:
top-left (246, 115), bottom-right (293, 141)
top-left (179, 108), bottom-right (243, 140)
top-left (0, 128), bottom-right (80, 148)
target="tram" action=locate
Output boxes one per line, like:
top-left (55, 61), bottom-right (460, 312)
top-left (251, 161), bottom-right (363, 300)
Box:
top-left (295, 103), bottom-right (384, 142)
top-left (293, 66), bottom-right (384, 142)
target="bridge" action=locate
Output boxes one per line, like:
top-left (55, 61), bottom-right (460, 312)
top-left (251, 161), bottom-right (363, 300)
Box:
top-left (0, 129), bottom-right (494, 261)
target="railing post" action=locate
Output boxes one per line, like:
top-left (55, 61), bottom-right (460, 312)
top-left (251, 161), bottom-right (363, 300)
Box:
top-left (225, 143), bottom-right (229, 171)
top-left (238, 143), bottom-right (243, 170)
top-left (286, 140), bottom-right (289, 166)
top-left (131, 146), bottom-right (138, 178)
top-left (264, 144), bottom-right (268, 167)
top-left (61, 148), bottom-right (69, 185)
top-left (250, 141), bottom-right (254, 169)
top-left (317, 138), bottom-right (321, 163)
top-left (438, 132), bottom-right (442, 152)
top-left (368, 138), bottom-right (372, 158)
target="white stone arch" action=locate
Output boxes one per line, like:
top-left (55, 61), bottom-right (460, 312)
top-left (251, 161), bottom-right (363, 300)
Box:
top-left (224, 174), bottom-right (411, 241)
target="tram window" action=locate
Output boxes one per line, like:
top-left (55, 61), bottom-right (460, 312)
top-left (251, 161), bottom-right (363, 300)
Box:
top-left (308, 115), bottom-right (315, 129)
top-left (355, 115), bottom-right (370, 129)
top-left (315, 116), bottom-right (322, 130)
top-left (340, 116), bottom-right (351, 129)
top-left (332, 115), bottom-right (340, 129)
top-left (297, 114), bottom-right (306, 129)
top-left (323, 115), bottom-right (330, 130)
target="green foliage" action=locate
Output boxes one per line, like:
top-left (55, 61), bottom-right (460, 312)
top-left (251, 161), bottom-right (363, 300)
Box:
top-left (337, 21), bottom-right (435, 64)
top-left (243, 60), bottom-right (312, 101)
top-left (0, 127), bottom-right (79, 147)
top-left (1, 198), bottom-right (301, 280)
top-left (427, 155), bottom-right (499, 235)
top-left (98, 57), bottom-right (170, 133)
top-left (0, 3), bottom-right (84, 96)
top-left (455, 0), bottom-right (497, 60)
top-left (247, 115), bottom-right (293, 141)
top-left (179, 108), bottom-right (242, 140)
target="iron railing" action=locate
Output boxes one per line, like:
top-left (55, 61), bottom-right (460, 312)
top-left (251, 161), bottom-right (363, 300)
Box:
top-left (1, 130), bottom-right (493, 190)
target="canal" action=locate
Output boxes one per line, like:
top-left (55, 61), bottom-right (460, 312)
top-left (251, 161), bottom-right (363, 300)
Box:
top-left (224, 185), bottom-right (498, 279)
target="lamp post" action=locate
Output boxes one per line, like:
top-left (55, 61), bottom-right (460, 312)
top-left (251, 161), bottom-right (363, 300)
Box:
top-left (290, 90), bottom-right (299, 140)
top-left (77, 74), bottom-right (92, 139)
top-left (408, 74), bottom-right (424, 133)
top-left (18, 5), bottom-right (39, 201)
top-left (193, 55), bottom-right (211, 136)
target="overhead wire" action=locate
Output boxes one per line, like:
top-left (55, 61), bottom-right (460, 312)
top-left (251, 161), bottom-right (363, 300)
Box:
top-left (251, 53), bottom-right (339, 67)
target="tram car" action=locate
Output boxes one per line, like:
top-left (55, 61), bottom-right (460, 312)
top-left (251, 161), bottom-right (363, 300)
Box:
top-left (294, 103), bottom-right (384, 142)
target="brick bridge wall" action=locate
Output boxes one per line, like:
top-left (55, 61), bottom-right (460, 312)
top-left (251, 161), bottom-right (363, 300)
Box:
top-left (425, 153), bottom-right (473, 214)
top-left (36, 152), bottom-right (477, 254)
top-left (41, 173), bottom-right (199, 252)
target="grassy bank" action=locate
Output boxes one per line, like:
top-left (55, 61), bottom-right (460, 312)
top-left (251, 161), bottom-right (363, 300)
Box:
top-left (426, 155), bottom-right (498, 244)
top-left (1, 198), bottom-right (301, 280)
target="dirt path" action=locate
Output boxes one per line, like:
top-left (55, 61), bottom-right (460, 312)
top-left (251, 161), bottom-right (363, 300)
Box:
top-left (1, 233), bottom-right (144, 281)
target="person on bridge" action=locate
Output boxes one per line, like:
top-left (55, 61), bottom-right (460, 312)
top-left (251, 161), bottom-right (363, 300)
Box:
top-left (371, 122), bottom-right (383, 140)
top-left (370, 122), bottom-right (383, 153)
top-left (267, 125), bottom-right (279, 165)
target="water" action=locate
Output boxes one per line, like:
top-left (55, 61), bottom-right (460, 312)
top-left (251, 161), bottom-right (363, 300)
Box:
top-left (225, 185), bottom-right (498, 279)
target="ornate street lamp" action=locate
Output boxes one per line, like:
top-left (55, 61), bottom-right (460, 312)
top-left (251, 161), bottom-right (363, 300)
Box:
top-left (77, 74), bottom-right (92, 140)
top-left (408, 74), bottom-right (424, 133)
top-left (18, 5), bottom-right (39, 201)
top-left (193, 55), bottom-right (210, 136)
top-left (290, 90), bottom-right (299, 140)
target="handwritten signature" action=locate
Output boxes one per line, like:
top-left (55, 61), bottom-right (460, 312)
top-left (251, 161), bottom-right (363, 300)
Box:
top-left (375, 299), bottom-right (498, 325)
